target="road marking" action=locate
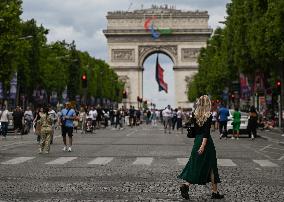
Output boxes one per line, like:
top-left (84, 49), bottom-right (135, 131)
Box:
top-left (177, 158), bottom-right (188, 166)
top-left (253, 160), bottom-right (279, 167)
top-left (1, 157), bottom-right (35, 165)
top-left (133, 157), bottom-right (153, 165)
top-left (45, 157), bottom-right (77, 165)
top-left (278, 156), bottom-right (284, 161)
top-left (259, 144), bottom-right (272, 151)
top-left (126, 130), bottom-right (137, 137)
top-left (0, 142), bottom-right (25, 148)
top-left (217, 159), bottom-right (237, 167)
top-left (88, 157), bottom-right (114, 165)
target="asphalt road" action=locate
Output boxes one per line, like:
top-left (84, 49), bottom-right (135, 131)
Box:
top-left (0, 125), bottom-right (283, 201)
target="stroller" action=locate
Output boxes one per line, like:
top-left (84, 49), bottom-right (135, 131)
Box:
top-left (85, 117), bottom-right (93, 133)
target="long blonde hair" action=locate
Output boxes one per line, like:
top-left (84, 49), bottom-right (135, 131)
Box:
top-left (194, 95), bottom-right (212, 127)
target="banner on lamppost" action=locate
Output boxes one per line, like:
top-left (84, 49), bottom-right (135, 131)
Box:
top-left (50, 91), bottom-right (58, 104)
top-left (62, 86), bottom-right (68, 103)
top-left (240, 73), bottom-right (251, 99)
top-left (9, 73), bottom-right (17, 99)
top-left (0, 82), bottom-right (3, 99)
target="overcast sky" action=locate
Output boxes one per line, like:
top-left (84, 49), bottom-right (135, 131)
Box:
top-left (22, 0), bottom-right (230, 108)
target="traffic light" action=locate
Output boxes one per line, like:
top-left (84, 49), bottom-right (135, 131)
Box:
top-left (122, 90), bottom-right (127, 99)
top-left (81, 73), bottom-right (87, 88)
top-left (276, 80), bottom-right (281, 94)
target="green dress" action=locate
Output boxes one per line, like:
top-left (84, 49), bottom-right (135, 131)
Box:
top-left (178, 115), bottom-right (221, 185)
top-left (233, 111), bottom-right (241, 131)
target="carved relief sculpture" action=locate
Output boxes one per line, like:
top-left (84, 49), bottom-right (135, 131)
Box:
top-left (111, 49), bottom-right (135, 62)
top-left (181, 48), bottom-right (200, 62)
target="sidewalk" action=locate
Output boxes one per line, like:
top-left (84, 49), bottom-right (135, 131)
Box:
top-left (258, 127), bottom-right (284, 146)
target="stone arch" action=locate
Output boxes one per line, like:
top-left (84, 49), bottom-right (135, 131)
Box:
top-left (138, 45), bottom-right (177, 67)
top-left (103, 7), bottom-right (212, 108)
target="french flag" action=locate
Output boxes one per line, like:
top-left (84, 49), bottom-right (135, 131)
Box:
top-left (155, 54), bottom-right (168, 93)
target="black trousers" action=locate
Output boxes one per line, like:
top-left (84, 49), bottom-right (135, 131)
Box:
top-left (219, 121), bottom-right (228, 137)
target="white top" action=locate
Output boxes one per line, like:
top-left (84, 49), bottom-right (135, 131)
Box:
top-left (155, 110), bottom-right (160, 117)
top-left (0, 110), bottom-right (9, 122)
top-left (89, 110), bottom-right (98, 120)
top-left (212, 111), bottom-right (217, 121)
top-left (48, 109), bottom-right (58, 121)
top-left (163, 108), bottom-right (172, 118)
top-left (177, 110), bottom-right (183, 119)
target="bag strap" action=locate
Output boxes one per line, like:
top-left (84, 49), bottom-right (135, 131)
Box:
top-left (65, 109), bottom-right (71, 116)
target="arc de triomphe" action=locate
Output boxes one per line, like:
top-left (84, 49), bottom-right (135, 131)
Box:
top-left (103, 6), bottom-right (212, 108)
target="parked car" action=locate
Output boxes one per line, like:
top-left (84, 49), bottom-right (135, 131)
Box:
top-left (227, 110), bottom-right (249, 136)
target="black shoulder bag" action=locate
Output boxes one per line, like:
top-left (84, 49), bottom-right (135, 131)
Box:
top-left (187, 123), bottom-right (196, 138)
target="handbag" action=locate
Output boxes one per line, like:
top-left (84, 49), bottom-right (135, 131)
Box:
top-left (186, 124), bottom-right (196, 138)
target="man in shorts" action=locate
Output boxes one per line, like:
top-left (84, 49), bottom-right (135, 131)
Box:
top-left (61, 102), bottom-right (76, 152)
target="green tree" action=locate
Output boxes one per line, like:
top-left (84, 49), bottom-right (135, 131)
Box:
top-left (0, 0), bottom-right (22, 96)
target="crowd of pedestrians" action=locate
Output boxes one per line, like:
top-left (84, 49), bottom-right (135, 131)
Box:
top-left (0, 101), bottom-right (264, 155)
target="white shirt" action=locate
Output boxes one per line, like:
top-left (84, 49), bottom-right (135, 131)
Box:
top-left (89, 110), bottom-right (98, 120)
top-left (0, 109), bottom-right (9, 122)
top-left (212, 111), bottom-right (217, 121)
top-left (177, 110), bottom-right (183, 119)
top-left (24, 110), bottom-right (34, 121)
top-left (163, 108), bottom-right (172, 118)
top-left (48, 109), bottom-right (57, 121)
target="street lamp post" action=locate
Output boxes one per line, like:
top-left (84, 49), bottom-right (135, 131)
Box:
top-left (15, 35), bottom-right (34, 108)
top-left (99, 71), bottom-right (104, 106)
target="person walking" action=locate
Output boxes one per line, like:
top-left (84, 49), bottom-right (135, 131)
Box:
top-left (89, 106), bottom-right (97, 133)
top-left (79, 107), bottom-right (87, 133)
top-left (212, 109), bottom-right (218, 131)
top-left (150, 109), bottom-right (157, 127)
top-left (23, 106), bottom-right (34, 134)
top-left (232, 107), bottom-right (241, 139)
top-left (172, 108), bottom-right (178, 131)
top-left (34, 107), bottom-right (44, 143)
top-left (129, 106), bottom-right (135, 127)
top-left (60, 102), bottom-right (76, 152)
top-left (38, 106), bottom-right (53, 154)
top-left (217, 103), bottom-right (230, 139)
top-left (248, 106), bottom-right (258, 140)
top-left (0, 105), bottom-right (9, 139)
top-left (176, 107), bottom-right (183, 133)
top-left (115, 108), bottom-right (123, 130)
top-left (178, 95), bottom-right (224, 200)
top-left (12, 106), bottom-right (24, 138)
top-left (48, 106), bottom-right (57, 144)
top-left (163, 105), bottom-right (173, 134)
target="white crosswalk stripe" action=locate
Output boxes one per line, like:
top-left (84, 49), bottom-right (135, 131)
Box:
top-left (88, 157), bottom-right (114, 165)
top-left (133, 157), bottom-right (153, 165)
top-left (45, 157), bottom-right (77, 165)
top-left (217, 159), bottom-right (237, 167)
top-left (1, 157), bottom-right (35, 165)
top-left (253, 160), bottom-right (279, 167)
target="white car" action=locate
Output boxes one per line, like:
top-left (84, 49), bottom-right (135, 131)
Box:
top-left (227, 110), bottom-right (249, 136)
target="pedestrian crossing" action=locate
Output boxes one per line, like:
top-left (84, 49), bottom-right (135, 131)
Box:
top-left (0, 156), bottom-right (281, 168)
top-left (45, 157), bottom-right (77, 165)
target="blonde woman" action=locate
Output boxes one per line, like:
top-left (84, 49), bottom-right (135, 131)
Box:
top-left (178, 95), bottom-right (224, 200)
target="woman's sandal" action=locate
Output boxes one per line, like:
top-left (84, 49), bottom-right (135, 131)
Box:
top-left (180, 184), bottom-right (189, 200)
top-left (211, 192), bottom-right (224, 199)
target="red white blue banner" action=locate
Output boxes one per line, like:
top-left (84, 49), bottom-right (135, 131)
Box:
top-left (155, 54), bottom-right (168, 93)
